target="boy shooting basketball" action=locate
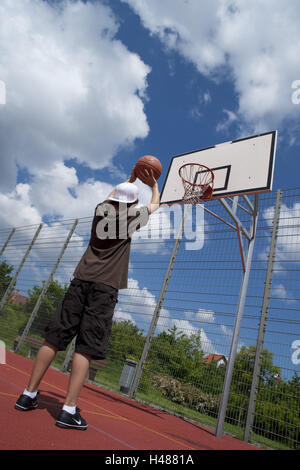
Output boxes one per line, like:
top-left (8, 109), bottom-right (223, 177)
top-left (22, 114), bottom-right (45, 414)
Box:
top-left (15, 166), bottom-right (160, 430)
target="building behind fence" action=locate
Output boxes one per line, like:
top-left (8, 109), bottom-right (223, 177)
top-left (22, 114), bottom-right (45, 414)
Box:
top-left (0, 188), bottom-right (299, 449)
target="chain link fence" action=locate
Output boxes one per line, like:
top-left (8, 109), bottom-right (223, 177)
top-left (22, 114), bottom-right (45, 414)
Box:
top-left (0, 188), bottom-right (299, 449)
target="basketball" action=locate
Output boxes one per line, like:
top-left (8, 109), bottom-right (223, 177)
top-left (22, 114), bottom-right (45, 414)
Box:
top-left (135, 155), bottom-right (162, 183)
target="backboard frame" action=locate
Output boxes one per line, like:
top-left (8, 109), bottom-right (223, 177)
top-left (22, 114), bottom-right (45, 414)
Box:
top-left (160, 130), bottom-right (277, 206)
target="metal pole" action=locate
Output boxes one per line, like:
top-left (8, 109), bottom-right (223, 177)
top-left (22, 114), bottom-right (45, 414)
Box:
top-left (0, 224), bottom-right (43, 313)
top-left (196, 203), bottom-right (238, 232)
top-left (128, 205), bottom-right (190, 398)
top-left (61, 336), bottom-right (76, 372)
top-left (15, 219), bottom-right (78, 352)
top-left (219, 198), bottom-right (251, 241)
top-left (215, 211), bottom-right (258, 438)
top-left (0, 227), bottom-right (16, 258)
top-left (244, 189), bottom-right (282, 442)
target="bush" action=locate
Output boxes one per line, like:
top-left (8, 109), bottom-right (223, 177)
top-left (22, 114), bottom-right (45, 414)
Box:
top-left (152, 375), bottom-right (220, 416)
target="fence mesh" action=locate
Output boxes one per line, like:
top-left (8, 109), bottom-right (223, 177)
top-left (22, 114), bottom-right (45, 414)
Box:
top-left (0, 189), bottom-right (299, 449)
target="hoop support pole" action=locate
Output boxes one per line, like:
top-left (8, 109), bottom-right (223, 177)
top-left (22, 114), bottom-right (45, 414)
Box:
top-left (236, 222), bottom-right (246, 273)
top-left (196, 203), bottom-right (238, 232)
top-left (219, 198), bottom-right (251, 241)
top-left (215, 208), bottom-right (258, 438)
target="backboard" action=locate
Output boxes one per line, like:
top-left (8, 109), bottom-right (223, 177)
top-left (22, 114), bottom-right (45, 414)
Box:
top-left (160, 131), bottom-right (277, 205)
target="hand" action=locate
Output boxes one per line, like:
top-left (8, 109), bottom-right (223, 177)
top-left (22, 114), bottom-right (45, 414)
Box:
top-left (139, 169), bottom-right (157, 187)
top-left (128, 167), bottom-right (137, 183)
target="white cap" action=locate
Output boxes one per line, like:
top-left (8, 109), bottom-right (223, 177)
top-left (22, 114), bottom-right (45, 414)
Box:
top-left (109, 182), bottom-right (139, 203)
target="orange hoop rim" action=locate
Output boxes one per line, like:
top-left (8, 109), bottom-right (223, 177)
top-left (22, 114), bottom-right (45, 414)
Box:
top-left (178, 163), bottom-right (215, 186)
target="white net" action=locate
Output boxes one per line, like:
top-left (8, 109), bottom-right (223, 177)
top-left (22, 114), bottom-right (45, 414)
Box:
top-left (179, 163), bottom-right (214, 204)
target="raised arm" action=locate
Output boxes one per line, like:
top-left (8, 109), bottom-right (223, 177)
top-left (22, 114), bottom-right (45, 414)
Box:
top-left (139, 169), bottom-right (160, 214)
top-left (148, 180), bottom-right (160, 215)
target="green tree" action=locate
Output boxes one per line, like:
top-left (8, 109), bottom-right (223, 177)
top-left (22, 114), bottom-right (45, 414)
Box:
top-left (108, 319), bottom-right (145, 363)
top-left (24, 280), bottom-right (68, 335)
top-left (0, 260), bottom-right (13, 295)
top-left (192, 360), bottom-right (226, 395)
top-left (288, 371), bottom-right (300, 391)
top-left (150, 325), bottom-right (204, 382)
top-left (0, 261), bottom-right (27, 346)
top-left (223, 345), bottom-right (281, 429)
top-left (232, 345), bottom-right (281, 395)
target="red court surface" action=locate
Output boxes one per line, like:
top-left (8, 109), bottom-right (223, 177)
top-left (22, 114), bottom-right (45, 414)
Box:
top-left (0, 351), bottom-right (259, 451)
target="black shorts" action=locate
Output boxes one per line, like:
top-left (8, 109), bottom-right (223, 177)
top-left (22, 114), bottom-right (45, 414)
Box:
top-left (44, 278), bottom-right (118, 360)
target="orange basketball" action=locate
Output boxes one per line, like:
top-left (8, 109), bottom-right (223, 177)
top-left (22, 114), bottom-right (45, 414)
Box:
top-left (135, 155), bottom-right (162, 183)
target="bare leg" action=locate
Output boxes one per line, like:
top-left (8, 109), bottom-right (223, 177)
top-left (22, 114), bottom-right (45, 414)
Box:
top-left (27, 341), bottom-right (58, 392)
top-left (64, 352), bottom-right (91, 407)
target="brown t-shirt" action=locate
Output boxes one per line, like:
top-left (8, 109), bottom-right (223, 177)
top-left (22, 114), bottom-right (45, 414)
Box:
top-left (73, 201), bottom-right (149, 290)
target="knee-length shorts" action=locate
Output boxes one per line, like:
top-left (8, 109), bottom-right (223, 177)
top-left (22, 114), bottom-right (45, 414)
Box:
top-left (44, 278), bottom-right (118, 360)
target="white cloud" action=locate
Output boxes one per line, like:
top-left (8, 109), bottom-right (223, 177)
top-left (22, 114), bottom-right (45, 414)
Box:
top-left (271, 283), bottom-right (296, 305)
top-left (123, 0), bottom-right (300, 135)
top-left (3, 218), bottom-right (86, 293)
top-left (131, 202), bottom-right (183, 254)
top-left (0, 161), bottom-right (117, 227)
top-left (114, 277), bottom-right (162, 328)
top-left (189, 107), bottom-right (203, 121)
top-left (262, 202), bottom-right (300, 308)
top-left (169, 318), bottom-right (217, 355)
top-left (113, 309), bottom-right (136, 325)
top-left (0, 0), bottom-right (150, 193)
top-left (200, 328), bottom-right (218, 355)
top-left (263, 202), bottom-right (300, 265)
top-left (203, 91), bottom-right (212, 104)
top-left (184, 308), bottom-right (216, 325)
top-left (220, 324), bottom-right (244, 354)
top-left (216, 109), bottom-right (238, 133)
top-left (189, 90), bottom-right (211, 120)
top-left (0, 183), bottom-right (41, 227)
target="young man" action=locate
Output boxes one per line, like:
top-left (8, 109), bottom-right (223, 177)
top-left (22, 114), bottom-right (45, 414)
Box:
top-left (15, 168), bottom-right (160, 430)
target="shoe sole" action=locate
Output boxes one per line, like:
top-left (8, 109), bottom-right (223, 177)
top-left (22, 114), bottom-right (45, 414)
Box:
top-left (15, 403), bottom-right (38, 411)
top-left (56, 420), bottom-right (88, 431)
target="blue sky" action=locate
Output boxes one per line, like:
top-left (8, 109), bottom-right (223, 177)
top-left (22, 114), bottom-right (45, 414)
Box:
top-left (0, 0), bottom-right (300, 377)
top-left (61, 1), bottom-right (299, 196)
top-left (1, 0), bottom-right (300, 227)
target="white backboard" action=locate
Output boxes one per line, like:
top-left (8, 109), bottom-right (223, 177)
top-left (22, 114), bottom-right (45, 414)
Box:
top-left (160, 131), bottom-right (277, 205)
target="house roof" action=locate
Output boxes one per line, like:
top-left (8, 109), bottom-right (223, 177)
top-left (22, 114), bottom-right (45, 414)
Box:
top-left (10, 290), bottom-right (28, 305)
top-left (203, 354), bottom-right (227, 364)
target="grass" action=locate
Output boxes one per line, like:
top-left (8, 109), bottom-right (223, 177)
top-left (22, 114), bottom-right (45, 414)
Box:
top-left (92, 361), bottom-right (123, 391)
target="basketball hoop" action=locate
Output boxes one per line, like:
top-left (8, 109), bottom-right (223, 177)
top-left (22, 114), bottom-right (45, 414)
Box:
top-left (179, 163), bottom-right (214, 204)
